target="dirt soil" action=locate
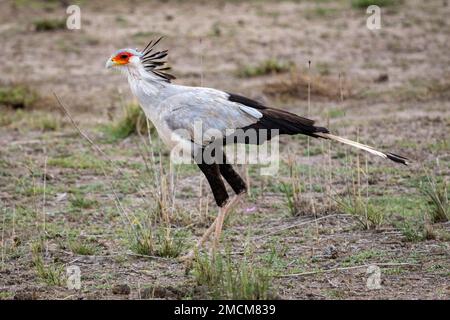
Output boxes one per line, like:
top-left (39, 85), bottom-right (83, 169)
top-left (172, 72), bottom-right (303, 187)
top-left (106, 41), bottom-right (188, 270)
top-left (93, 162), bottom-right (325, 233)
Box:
top-left (0, 0), bottom-right (449, 300)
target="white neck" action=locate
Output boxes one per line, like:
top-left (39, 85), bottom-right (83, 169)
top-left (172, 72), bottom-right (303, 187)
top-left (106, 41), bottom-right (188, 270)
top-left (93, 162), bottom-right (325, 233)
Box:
top-left (125, 63), bottom-right (168, 98)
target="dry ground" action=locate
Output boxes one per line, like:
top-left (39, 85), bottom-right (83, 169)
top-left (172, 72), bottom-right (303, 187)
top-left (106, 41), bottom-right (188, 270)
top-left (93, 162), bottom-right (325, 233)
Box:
top-left (0, 0), bottom-right (449, 299)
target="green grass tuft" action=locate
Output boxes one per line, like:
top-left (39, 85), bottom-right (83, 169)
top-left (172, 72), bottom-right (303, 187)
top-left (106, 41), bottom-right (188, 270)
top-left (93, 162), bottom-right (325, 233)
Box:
top-left (420, 176), bottom-right (448, 223)
top-left (31, 241), bottom-right (64, 286)
top-left (127, 215), bottom-right (186, 258)
top-left (68, 240), bottom-right (99, 256)
top-left (335, 194), bottom-right (384, 230)
top-left (29, 113), bottom-right (61, 131)
top-left (0, 110), bottom-right (61, 131)
top-left (48, 154), bottom-right (107, 171)
top-left (193, 249), bottom-right (275, 300)
top-left (0, 85), bottom-right (37, 109)
top-left (326, 108), bottom-right (346, 119)
top-left (237, 59), bottom-right (293, 78)
top-left (103, 103), bottom-right (153, 141)
top-left (351, 0), bottom-right (398, 9)
top-left (398, 220), bottom-right (426, 242)
top-left (342, 249), bottom-right (384, 267)
top-left (69, 194), bottom-right (98, 210)
top-left (33, 18), bottom-right (66, 32)
top-left (279, 181), bottom-right (312, 217)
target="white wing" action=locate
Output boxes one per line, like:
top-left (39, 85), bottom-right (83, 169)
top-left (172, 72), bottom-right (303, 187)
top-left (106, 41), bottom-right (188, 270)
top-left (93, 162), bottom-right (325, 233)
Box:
top-left (160, 88), bottom-right (262, 146)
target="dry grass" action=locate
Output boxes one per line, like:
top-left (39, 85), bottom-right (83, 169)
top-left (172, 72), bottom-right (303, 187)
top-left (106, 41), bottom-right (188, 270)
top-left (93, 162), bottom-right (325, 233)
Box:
top-left (263, 70), bottom-right (353, 100)
top-left (193, 249), bottom-right (275, 300)
top-left (0, 84), bottom-right (38, 109)
top-left (279, 158), bottom-right (315, 217)
top-left (421, 173), bottom-right (449, 223)
top-left (237, 59), bottom-right (293, 78)
top-left (32, 18), bottom-right (66, 32)
top-left (333, 155), bottom-right (384, 230)
top-left (351, 0), bottom-right (398, 9)
top-left (31, 241), bottom-right (64, 286)
top-left (103, 103), bottom-right (153, 141)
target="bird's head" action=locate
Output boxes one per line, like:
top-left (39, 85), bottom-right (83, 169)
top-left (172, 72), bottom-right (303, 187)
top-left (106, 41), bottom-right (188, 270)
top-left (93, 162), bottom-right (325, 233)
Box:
top-left (106, 37), bottom-right (175, 82)
top-left (105, 48), bottom-right (141, 69)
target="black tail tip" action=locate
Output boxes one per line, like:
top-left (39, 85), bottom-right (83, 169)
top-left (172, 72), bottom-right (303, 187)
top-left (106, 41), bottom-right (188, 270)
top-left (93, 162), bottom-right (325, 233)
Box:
top-left (386, 152), bottom-right (409, 165)
top-left (315, 126), bottom-right (330, 134)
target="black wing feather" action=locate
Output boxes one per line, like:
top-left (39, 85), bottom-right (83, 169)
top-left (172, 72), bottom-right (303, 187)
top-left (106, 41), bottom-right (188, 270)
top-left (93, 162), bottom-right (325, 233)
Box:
top-left (227, 92), bottom-right (329, 138)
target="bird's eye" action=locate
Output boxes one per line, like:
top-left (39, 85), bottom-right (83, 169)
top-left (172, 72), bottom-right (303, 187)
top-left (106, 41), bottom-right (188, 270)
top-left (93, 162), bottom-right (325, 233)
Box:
top-left (120, 54), bottom-right (128, 59)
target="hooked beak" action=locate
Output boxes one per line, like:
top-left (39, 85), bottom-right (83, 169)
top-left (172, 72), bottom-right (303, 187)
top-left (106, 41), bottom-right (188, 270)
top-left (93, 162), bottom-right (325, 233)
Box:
top-left (105, 59), bottom-right (114, 69)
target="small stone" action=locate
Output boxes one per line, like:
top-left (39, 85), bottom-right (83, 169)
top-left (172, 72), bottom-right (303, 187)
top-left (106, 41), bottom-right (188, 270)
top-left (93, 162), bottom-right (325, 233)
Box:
top-left (14, 291), bottom-right (37, 300)
top-left (41, 173), bottom-right (54, 181)
top-left (323, 245), bottom-right (339, 259)
top-left (140, 286), bottom-right (179, 299)
top-left (374, 74), bottom-right (389, 83)
top-left (56, 193), bottom-right (67, 202)
top-left (112, 284), bottom-right (130, 295)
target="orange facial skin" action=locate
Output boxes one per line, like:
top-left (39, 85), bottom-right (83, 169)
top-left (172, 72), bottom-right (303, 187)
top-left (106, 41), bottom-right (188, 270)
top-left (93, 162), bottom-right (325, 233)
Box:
top-left (112, 52), bottom-right (133, 65)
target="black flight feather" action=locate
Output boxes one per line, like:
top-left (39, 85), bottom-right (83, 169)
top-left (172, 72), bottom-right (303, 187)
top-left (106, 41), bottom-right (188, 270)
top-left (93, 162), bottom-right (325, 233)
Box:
top-left (227, 92), bottom-right (329, 139)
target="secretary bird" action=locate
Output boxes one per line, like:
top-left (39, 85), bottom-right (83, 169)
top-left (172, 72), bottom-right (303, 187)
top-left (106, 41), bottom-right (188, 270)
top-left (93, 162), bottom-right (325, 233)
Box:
top-left (106, 38), bottom-right (408, 260)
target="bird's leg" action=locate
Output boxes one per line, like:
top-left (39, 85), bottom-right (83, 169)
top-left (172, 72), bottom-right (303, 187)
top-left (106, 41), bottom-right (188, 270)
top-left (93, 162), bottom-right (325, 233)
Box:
top-left (179, 194), bottom-right (243, 262)
top-left (178, 219), bottom-right (217, 262)
top-left (179, 213), bottom-right (222, 262)
top-left (211, 193), bottom-right (242, 253)
top-left (211, 205), bottom-right (227, 254)
top-left (211, 159), bottom-right (247, 254)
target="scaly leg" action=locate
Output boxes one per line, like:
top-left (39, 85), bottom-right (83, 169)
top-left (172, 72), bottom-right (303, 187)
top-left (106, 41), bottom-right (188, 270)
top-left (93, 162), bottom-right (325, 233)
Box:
top-left (211, 205), bottom-right (227, 255)
top-left (179, 194), bottom-right (243, 262)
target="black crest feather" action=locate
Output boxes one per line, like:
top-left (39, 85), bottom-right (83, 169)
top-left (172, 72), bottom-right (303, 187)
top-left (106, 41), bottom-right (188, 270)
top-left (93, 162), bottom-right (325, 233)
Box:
top-left (140, 37), bottom-right (175, 82)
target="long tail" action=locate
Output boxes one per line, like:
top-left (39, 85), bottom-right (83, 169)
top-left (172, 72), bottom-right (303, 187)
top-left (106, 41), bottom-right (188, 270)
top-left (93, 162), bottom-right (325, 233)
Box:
top-left (316, 133), bottom-right (409, 165)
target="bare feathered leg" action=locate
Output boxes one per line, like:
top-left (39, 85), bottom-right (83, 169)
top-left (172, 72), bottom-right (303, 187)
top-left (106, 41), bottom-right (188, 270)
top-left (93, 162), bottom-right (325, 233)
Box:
top-left (179, 151), bottom-right (247, 263)
top-left (211, 193), bottom-right (243, 253)
top-left (179, 193), bottom-right (244, 262)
